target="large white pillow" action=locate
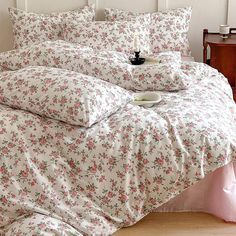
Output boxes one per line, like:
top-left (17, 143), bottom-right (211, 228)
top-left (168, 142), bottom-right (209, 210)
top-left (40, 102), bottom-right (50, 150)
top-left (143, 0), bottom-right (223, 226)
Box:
top-left (9, 5), bottom-right (95, 49)
top-left (0, 66), bottom-right (132, 127)
top-left (105, 7), bottom-right (192, 57)
top-left (62, 15), bottom-right (151, 54)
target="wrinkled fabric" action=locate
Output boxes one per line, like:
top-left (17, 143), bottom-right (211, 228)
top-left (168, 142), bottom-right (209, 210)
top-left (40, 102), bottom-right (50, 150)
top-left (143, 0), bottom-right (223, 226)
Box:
top-left (9, 5), bottom-right (95, 49)
top-left (63, 16), bottom-right (151, 54)
top-left (0, 41), bottom-right (191, 91)
top-left (104, 7), bottom-right (192, 57)
top-left (0, 44), bottom-right (236, 235)
top-left (0, 66), bottom-right (132, 127)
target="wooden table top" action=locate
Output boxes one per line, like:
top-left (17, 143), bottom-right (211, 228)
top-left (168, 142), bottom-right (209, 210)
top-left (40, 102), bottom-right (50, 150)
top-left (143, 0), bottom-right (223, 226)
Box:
top-left (205, 34), bottom-right (236, 46)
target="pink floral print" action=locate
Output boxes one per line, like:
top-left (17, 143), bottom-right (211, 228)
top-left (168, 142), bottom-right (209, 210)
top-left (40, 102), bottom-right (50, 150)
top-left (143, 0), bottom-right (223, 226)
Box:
top-left (4, 214), bottom-right (80, 236)
top-left (9, 5), bottom-right (95, 49)
top-left (105, 7), bottom-right (192, 56)
top-left (0, 56), bottom-right (235, 234)
top-left (62, 15), bottom-right (151, 54)
top-left (0, 41), bottom-right (191, 91)
top-left (0, 66), bottom-right (132, 127)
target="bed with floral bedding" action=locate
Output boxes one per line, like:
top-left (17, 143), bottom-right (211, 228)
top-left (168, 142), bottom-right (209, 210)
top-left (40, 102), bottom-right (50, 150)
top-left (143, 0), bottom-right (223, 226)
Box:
top-left (0, 40), bottom-right (235, 235)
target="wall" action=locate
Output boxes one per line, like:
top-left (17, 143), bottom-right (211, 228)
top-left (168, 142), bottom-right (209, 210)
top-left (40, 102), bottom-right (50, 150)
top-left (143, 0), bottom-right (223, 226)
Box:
top-left (19, 0), bottom-right (87, 13)
top-left (0, 0), bottom-right (15, 52)
top-left (0, 0), bottom-right (233, 62)
top-left (228, 0), bottom-right (236, 25)
top-left (163, 0), bottom-right (228, 61)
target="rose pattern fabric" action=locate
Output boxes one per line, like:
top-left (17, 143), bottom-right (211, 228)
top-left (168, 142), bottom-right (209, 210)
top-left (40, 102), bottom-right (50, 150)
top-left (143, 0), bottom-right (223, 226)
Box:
top-left (9, 5), bottom-right (95, 49)
top-left (105, 7), bottom-right (192, 57)
top-left (62, 15), bottom-right (151, 54)
top-left (4, 214), bottom-right (80, 236)
top-left (0, 48), bottom-right (236, 234)
top-left (0, 66), bottom-right (132, 127)
top-left (0, 40), bottom-right (191, 91)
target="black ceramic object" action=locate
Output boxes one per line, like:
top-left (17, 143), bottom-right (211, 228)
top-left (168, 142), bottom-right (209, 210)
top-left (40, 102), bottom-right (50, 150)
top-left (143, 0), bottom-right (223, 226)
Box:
top-left (130, 51), bottom-right (145, 65)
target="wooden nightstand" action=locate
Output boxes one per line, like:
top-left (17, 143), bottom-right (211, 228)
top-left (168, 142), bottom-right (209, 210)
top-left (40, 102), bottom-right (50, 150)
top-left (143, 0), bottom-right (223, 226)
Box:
top-left (203, 29), bottom-right (236, 102)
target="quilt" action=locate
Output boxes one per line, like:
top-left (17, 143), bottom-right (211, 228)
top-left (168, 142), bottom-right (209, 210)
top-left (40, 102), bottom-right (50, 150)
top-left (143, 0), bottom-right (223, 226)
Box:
top-left (0, 41), bottom-right (235, 235)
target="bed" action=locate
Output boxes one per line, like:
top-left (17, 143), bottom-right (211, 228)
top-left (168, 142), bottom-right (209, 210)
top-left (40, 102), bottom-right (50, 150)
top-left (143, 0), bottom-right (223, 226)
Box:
top-left (0, 0), bottom-right (235, 235)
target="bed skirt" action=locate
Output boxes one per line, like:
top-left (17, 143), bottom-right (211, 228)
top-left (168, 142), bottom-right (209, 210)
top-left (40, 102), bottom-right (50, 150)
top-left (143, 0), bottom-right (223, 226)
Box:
top-left (155, 162), bottom-right (236, 222)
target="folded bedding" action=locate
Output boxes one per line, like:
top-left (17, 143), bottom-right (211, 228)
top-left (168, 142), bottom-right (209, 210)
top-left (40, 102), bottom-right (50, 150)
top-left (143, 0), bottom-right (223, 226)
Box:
top-left (0, 41), bottom-right (236, 235)
top-left (0, 40), bottom-right (191, 91)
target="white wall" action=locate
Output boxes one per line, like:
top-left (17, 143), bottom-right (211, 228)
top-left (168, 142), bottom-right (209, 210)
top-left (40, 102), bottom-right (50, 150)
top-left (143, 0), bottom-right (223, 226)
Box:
top-left (19, 0), bottom-right (87, 13)
top-left (228, 0), bottom-right (236, 25)
top-left (0, 0), bottom-right (232, 62)
top-left (164, 0), bottom-right (228, 61)
top-left (0, 0), bottom-right (15, 52)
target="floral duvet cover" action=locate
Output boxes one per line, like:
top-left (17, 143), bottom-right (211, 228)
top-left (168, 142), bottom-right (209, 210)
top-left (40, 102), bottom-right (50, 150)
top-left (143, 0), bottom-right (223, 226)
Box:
top-left (0, 42), bottom-right (236, 235)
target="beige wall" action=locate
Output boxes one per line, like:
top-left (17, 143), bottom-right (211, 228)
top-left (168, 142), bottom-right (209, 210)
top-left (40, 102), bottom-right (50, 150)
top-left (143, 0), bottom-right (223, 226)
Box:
top-left (0, 0), bottom-right (15, 52)
top-left (0, 0), bottom-right (233, 62)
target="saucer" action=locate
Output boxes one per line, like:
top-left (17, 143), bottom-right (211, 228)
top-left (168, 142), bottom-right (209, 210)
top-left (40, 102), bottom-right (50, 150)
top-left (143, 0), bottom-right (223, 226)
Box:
top-left (132, 92), bottom-right (162, 108)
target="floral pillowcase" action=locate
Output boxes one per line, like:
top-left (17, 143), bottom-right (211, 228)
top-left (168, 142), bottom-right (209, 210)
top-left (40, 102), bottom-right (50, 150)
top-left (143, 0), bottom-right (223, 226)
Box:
top-left (9, 5), bottom-right (95, 49)
top-left (0, 66), bottom-right (132, 127)
top-left (105, 7), bottom-right (192, 57)
top-left (62, 15), bottom-right (151, 55)
top-left (0, 41), bottom-right (191, 92)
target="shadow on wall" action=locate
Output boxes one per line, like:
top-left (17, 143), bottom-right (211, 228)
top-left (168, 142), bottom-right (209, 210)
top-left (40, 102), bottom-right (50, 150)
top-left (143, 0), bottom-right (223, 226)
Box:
top-left (0, 0), bottom-right (15, 52)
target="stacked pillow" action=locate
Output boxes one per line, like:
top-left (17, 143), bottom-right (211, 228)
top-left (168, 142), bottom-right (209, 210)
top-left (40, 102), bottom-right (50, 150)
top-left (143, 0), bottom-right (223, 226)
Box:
top-left (0, 41), bottom-right (192, 92)
top-left (62, 15), bottom-right (151, 54)
top-left (9, 5), bottom-right (192, 57)
top-left (104, 7), bottom-right (192, 57)
top-left (9, 4), bottom-right (95, 48)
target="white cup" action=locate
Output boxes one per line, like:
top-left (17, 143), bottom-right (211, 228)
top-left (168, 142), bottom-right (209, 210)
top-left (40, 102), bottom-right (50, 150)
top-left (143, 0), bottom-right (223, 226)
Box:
top-left (219, 25), bottom-right (230, 35)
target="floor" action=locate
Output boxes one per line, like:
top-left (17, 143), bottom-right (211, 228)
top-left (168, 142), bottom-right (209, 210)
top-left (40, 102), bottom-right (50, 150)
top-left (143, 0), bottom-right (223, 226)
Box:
top-left (114, 213), bottom-right (236, 236)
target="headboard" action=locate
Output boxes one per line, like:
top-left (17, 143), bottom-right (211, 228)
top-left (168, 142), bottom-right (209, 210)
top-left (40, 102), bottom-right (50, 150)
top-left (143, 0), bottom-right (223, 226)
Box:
top-left (16, 0), bottom-right (94, 13)
top-left (16, 0), bottom-right (163, 19)
top-left (7, 0), bottom-right (233, 62)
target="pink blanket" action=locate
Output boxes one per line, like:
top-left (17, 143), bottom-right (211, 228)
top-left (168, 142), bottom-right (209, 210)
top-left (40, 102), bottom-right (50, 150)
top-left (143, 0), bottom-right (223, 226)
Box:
top-left (156, 162), bottom-right (236, 222)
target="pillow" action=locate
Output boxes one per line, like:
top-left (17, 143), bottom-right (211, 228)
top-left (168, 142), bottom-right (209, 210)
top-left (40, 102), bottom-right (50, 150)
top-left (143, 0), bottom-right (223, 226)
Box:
top-left (0, 66), bottom-right (132, 127)
top-left (9, 5), bottom-right (95, 49)
top-left (0, 41), bottom-right (191, 91)
top-left (105, 7), bottom-right (192, 57)
top-left (0, 40), bottom-right (130, 72)
top-left (62, 15), bottom-right (151, 54)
